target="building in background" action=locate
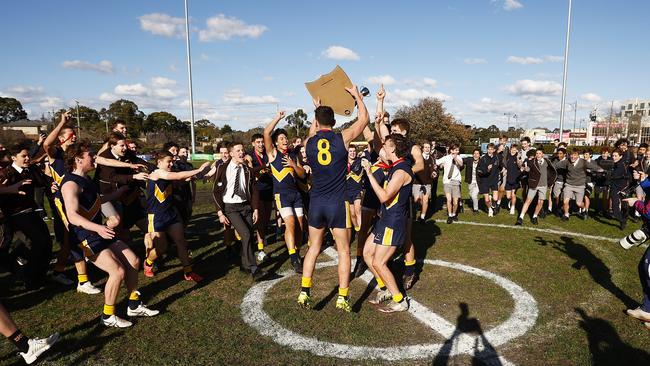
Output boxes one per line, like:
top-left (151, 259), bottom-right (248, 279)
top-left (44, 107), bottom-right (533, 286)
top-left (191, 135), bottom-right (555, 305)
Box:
top-left (0, 119), bottom-right (50, 139)
top-left (620, 98), bottom-right (650, 117)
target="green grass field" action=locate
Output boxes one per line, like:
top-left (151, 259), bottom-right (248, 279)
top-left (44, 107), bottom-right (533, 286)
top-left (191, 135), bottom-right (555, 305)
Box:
top-left (2, 180), bottom-right (650, 365)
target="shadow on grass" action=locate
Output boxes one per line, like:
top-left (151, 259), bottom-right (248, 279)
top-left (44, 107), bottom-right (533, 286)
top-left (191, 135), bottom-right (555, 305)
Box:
top-left (575, 307), bottom-right (650, 365)
top-left (431, 303), bottom-right (504, 366)
top-left (534, 235), bottom-right (638, 309)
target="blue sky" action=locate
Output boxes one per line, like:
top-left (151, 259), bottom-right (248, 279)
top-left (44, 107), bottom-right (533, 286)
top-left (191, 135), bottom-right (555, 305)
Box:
top-left (1, 0), bottom-right (648, 131)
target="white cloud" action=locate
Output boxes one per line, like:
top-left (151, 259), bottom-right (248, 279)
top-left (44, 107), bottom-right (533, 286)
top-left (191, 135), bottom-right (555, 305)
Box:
top-left (263, 76), bottom-right (274, 81)
top-left (366, 75), bottom-right (396, 85)
top-left (322, 46), bottom-right (360, 61)
top-left (151, 76), bottom-right (177, 88)
top-left (169, 64), bottom-right (179, 72)
top-left (39, 97), bottom-right (63, 109)
top-left (422, 78), bottom-right (438, 88)
top-left (139, 13), bottom-right (186, 38)
top-left (198, 14), bottom-right (267, 41)
top-left (543, 55), bottom-right (564, 62)
top-left (464, 58), bottom-right (487, 64)
top-left (223, 89), bottom-right (279, 105)
top-left (388, 88), bottom-right (450, 107)
top-left (581, 93), bottom-right (602, 103)
top-left (504, 79), bottom-right (562, 96)
top-left (61, 60), bottom-right (114, 74)
top-left (99, 92), bottom-right (117, 102)
top-left (1, 85), bottom-right (45, 103)
top-left (504, 0), bottom-right (523, 11)
top-left (114, 83), bottom-right (149, 96)
top-left (151, 88), bottom-right (178, 100)
top-left (507, 56), bottom-right (543, 65)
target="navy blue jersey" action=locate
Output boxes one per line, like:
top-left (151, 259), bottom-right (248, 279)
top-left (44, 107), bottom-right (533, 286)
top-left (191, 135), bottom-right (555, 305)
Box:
top-left (346, 157), bottom-right (364, 194)
top-left (362, 161), bottom-right (388, 209)
top-left (147, 176), bottom-right (174, 216)
top-left (270, 149), bottom-right (298, 193)
top-left (50, 147), bottom-right (66, 189)
top-left (249, 149), bottom-right (273, 192)
top-left (380, 159), bottom-right (413, 221)
top-left (61, 173), bottom-right (103, 244)
top-left (307, 129), bottom-right (347, 201)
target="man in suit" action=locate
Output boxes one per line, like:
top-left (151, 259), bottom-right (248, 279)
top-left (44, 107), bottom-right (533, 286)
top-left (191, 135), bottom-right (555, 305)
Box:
top-left (212, 142), bottom-right (267, 281)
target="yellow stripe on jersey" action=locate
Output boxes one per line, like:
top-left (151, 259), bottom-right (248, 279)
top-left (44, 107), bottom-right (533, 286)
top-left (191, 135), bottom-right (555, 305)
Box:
top-left (154, 184), bottom-right (173, 203)
top-left (345, 201), bottom-right (352, 229)
top-left (53, 197), bottom-right (69, 229)
top-left (386, 193), bottom-right (400, 209)
top-left (51, 169), bottom-right (64, 186)
top-left (79, 240), bottom-right (94, 258)
top-left (274, 194), bottom-right (283, 209)
top-left (79, 197), bottom-right (101, 221)
top-left (271, 164), bottom-right (294, 182)
top-left (148, 214), bottom-right (155, 233)
top-left (347, 171), bottom-right (363, 183)
top-left (382, 227), bottom-right (394, 246)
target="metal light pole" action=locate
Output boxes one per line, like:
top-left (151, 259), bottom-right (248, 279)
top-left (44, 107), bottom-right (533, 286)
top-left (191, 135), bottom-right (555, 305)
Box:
top-left (75, 100), bottom-right (81, 139)
top-left (559, 0), bottom-right (572, 142)
top-left (184, 0), bottom-right (196, 158)
top-left (503, 112), bottom-right (511, 131)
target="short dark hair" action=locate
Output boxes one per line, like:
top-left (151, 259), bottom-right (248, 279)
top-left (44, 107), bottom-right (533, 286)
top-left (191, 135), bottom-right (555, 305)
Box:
top-left (8, 141), bottom-right (31, 156)
top-left (111, 120), bottom-right (126, 130)
top-left (584, 149), bottom-right (593, 155)
top-left (613, 148), bottom-right (623, 155)
top-left (570, 148), bottom-right (580, 155)
top-left (271, 129), bottom-right (288, 145)
top-left (601, 147), bottom-right (610, 153)
top-left (315, 106), bottom-right (335, 127)
top-left (386, 133), bottom-right (409, 158)
top-left (251, 133), bottom-right (263, 142)
top-left (107, 132), bottom-right (126, 147)
top-left (382, 111), bottom-right (390, 119)
top-left (557, 147), bottom-right (567, 155)
top-left (640, 143), bottom-right (649, 149)
top-left (229, 141), bottom-right (244, 151)
top-left (487, 143), bottom-right (495, 149)
top-left (449, 143), bottom-right (459, 151)
top-left (510, 143), bottom-right (519, 149)
top-left (217, 141), bottom-right (231, 151)
top-left (473, 148), bottom-right (481, 154)
top-left (390, 118), bottom-right (410, 134)
top-left (614, 138), bottom-right (629, 148)
top-left (163, 141), bottom-right (179, 152)
top-left (520, 137), bottom-right (531, 143)
top-left (155, 150), bottom-right (174, 162)
top-left (64, 141), bottom-right (91, 172)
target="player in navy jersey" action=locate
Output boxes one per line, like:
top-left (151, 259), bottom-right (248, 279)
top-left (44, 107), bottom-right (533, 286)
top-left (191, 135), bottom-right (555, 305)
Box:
top-left (297, 85), bottom-right (369, 312)
top-left (143, 151), bottom-right (210, 282)
top-left (60, 142), bottom-right (158, 328)
top-left (346, 146), bottom-right (364, 232)
top-left (362, 134), bottom-right (412, 312)
top-left (43, 112), bottom-right (140, 293)
top-left (246, 134), bottom-right (273, 262)
top-left (375, 85), bottom-right (422, 290)
top-left (264, 111), bottom-right (306, 273)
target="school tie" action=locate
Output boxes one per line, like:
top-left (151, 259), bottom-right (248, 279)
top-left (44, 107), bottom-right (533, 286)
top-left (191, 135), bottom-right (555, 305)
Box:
top-left (232, 165), bottom-right (247, 200)
top-left (447, 160), bottom-right (455, 179)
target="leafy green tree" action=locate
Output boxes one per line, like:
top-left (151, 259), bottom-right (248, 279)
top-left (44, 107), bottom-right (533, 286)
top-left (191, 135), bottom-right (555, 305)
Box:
top-left (144, 111), bottom-right (188, 133)
top-left (0, 97), bottom-right (28, 123)
top-left (101, 99), bottom-right (146, 137)
top-left (220, 124), bottom-right (233, 135)
top-left (394, 98), bottom-right (471, 145)
top-left (284, 109), bottom-right (310, 138)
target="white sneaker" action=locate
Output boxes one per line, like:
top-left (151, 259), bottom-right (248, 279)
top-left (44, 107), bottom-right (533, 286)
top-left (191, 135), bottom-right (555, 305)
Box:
top-left (51, 272), bottom-right (74, 286)
top-left (378, 299), bottom-right (409, 313)
top-left (77, 282), bottom-right (101, 295)
top-left (256, 250), bottom-right (267, 263)
top-left (101, 314), bottom-right (132, 328)
top-left (127, 303), bottom-right (160, 317)
top-left (20, 333), bottom-right (59, 364)
top-left (509, 206), bottom-right (516, 215)
top-left (368, 289), bottom-right (392, 305)
top-left (488, 207), bottom-right (494, 217)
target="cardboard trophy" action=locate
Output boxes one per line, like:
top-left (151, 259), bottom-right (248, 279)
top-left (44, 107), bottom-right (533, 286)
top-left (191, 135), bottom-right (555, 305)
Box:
top-left (305, 65), bottom-right (355, 116)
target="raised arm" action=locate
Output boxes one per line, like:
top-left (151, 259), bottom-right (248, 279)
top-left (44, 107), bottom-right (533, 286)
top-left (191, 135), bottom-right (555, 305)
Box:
top-left (375, 84), bottom-right (385, 125)
top-left (303, 98), bottom-right (320, 147)
top-left (341, 85), bottom-right (370, 147)
top-left (43, 111), bottom-right (72, 158)
top-left (95, 155), bottom-right (145, 170)
top-left (411, 145), bottom-right (425, 173)
top-left (154, 162), bottom-right (210, 181)
top-left (263, 111), bottom-right (285, 157)
top-left (363, 161), bottom-right (410, 203)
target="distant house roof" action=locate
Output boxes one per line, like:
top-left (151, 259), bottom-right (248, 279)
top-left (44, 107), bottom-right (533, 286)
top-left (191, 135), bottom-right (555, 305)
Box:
top-left (2, 119), bottom-right (50, 128)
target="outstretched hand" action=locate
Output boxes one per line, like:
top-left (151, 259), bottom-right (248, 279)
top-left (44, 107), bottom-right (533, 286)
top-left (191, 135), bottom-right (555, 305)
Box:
top-left (345, 85), bottom-right (362, 100)
top-left (376, 84), bottom-right (385, 100)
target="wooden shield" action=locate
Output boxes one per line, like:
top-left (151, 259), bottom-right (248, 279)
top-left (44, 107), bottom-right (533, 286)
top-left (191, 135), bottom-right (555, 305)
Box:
top-left (305, 65), bottom-right (355, 116)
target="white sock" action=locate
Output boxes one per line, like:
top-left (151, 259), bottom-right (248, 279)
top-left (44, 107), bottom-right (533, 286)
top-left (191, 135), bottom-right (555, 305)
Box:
top-left (449, 213), bottom-right (454, 217)
top-left (564, 213), bottom-right (570, 217)
top-left (533, 213), bottom-right (538, 218)
top-left (420, 214), bottom-right (425, 219)
top-left (519, 213), bottom-right (525, 219)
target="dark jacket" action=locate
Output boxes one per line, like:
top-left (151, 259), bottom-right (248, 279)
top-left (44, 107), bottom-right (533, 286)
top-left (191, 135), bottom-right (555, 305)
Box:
top-left (94, 149), bottom-right (137, 196)
top-left (610, 160), bottom-right (629, 187)
top-left (463, 157), bottom-right (480, 184)
top-left (525, 157), bottom-right (557, 189)
top-left (0, 165), bottom-right (44, 216)
top-left (477, 154), bottom-right (500, 182)
top-left (211, 159), bottom-right (259, 213)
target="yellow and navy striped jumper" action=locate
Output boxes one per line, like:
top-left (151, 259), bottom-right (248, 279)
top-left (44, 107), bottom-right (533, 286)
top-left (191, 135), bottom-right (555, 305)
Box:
top-left (372, 158), bottom-right (413, 247)
top-left (270, 149), bottom-right (299, 194)
top-left (50, 147), bottom-right (70, 228)
top-left (146, 176), bottom-right (178, 232)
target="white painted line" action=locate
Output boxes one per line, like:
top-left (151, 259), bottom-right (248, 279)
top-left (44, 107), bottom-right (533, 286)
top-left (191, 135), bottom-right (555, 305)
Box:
top-left (453, 220), bottom-right (619, 243)
top-left (240, 246), bottom-right (536, 363)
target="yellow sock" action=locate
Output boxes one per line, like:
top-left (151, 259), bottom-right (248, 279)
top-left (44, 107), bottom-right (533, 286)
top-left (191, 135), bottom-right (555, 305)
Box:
top-left (103, 304), bottom-right (115, 316)
top-left (183, 265), bottom-right (192, 274)
top-left (145, 259), bottom-right (154, 266)
top-left (129, 291), bottom-right (140, 301)
top-left (77, 274), bottom-right (89, 284)
top-left (235, 231), bottom-right (242, 241)
top-left (376, 277), bottom-right (386, 289)
top-left (392, 292), bottom-right (404, 303)
top-left (301, 277), bottom-right (312, 289)
top-left (257, 241), bottom-right (264, 251)
top-left (288, 248), bottom-right (296, 255)
top-left (354, 226), bottom-right (360, 232)
top-left (338, 287), bottom-right (349, 298)
top-left (405, 259), bottom-right (416, 267)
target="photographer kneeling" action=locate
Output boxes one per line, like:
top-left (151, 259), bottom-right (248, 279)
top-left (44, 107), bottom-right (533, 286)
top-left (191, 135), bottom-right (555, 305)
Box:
top-left (620, 170), bottom-right (650, 328)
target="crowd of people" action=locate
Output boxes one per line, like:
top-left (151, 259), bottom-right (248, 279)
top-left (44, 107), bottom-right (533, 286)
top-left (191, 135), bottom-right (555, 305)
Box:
top-left (2, 84), bottom-right (650, 363)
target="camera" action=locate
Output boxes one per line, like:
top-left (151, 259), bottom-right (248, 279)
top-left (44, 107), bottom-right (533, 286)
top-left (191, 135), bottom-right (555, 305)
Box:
top-left (360, 86), bottom-right (370, 97)
top-left (620, 226), bottom-right (650, 249)
top-left (617, 184), bottom-right (638, 199)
